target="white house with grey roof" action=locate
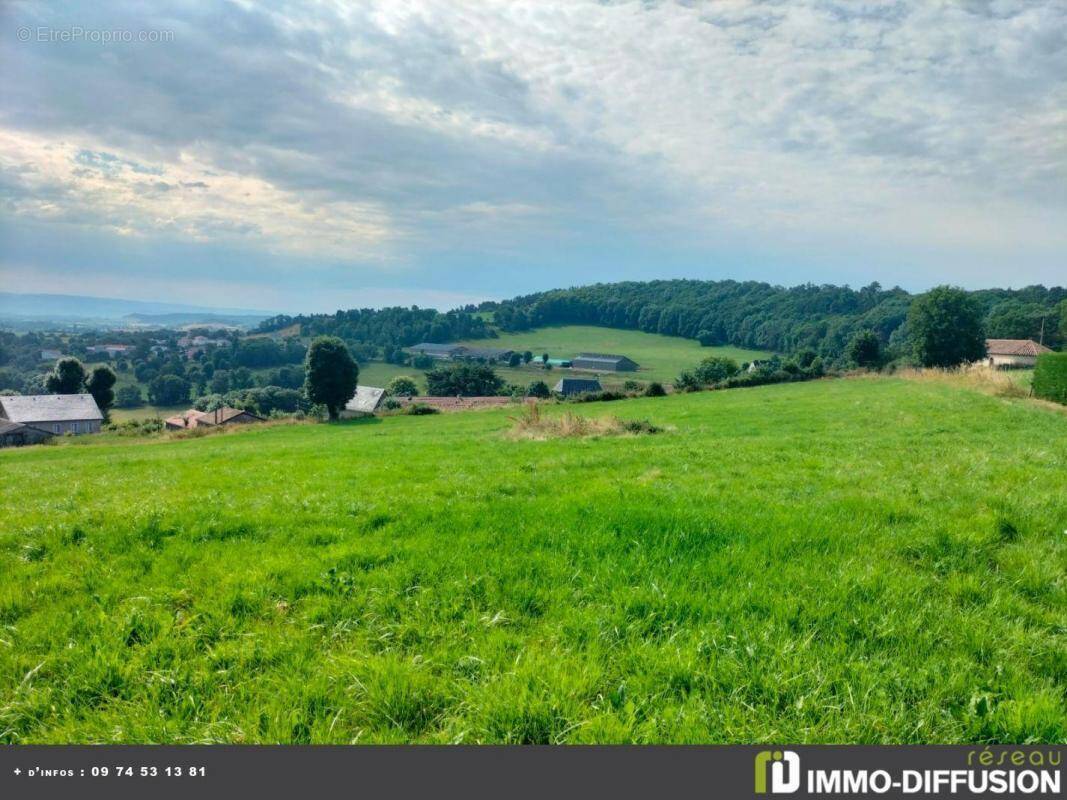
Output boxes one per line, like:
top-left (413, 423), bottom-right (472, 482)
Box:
top-left (0, 394), bottom-right (104, 435)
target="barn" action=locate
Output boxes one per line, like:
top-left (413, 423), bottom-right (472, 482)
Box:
top-left (570, 353), bottom-right (639, 371)
top-left (554, 378), bottom-right (603, 396)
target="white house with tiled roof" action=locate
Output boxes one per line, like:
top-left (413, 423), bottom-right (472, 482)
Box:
top-left (984, 339), bottom-right (1053, 369)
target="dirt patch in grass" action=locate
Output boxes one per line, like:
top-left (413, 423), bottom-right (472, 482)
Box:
top-left (506, 401), bottom-right (663, 440)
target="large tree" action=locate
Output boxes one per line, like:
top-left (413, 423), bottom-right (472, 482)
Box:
top-left (386, 375), bottom-right (419, 397)
top-left (425, 362), bottom-right (504, 396)
top-left (907, 286), bottom-right (986, 368)
top-left (845, 330), bottom-right (883, 369)
top-left (85, 365), bottom-right (117, 417)
top-left (148, 374), bottom-right (191, 406)
top-left (305, 336), bottom-right (359, 420)
top-left (45, 357), bottom-right (86, 394)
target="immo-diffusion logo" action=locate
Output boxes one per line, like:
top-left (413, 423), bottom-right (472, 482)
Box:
top-left (754, 750), bottom-right (801, 794)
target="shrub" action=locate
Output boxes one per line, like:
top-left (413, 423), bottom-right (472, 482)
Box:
top-left (674, 370), bottom-right (701, 392)
top-left (405, 404), bottom-right (440, 416)
top-left (694, 356), bottom-right (740, 384)
top-left (645, 382), bottom-right (666, 397)
top-left (1032, 353), bottom-right (1067, 404)
top-left (386, 376), bottom-right (419, 397)
top-left (382, 398), bottom-right (403, 410)
top-left (526, 380), bottom-right (551, 399)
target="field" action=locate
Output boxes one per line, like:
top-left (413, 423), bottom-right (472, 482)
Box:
top-left (1, 378), bottom-right (1064, 744)
top-left (457, 325), bottom-right (769, 387)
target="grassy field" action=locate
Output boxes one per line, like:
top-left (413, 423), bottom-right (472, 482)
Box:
top-left (457, 325), bottom-right (770, 387)
top-left (1, 378), bottom-right (1064, 744)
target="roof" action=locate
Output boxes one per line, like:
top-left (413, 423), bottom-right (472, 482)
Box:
top-left (0, 394), bottom-right (103, 423)
top-left (576, 353), bottom-right (631, 361)
top-left (985, 339), bottom-right (1053, 357)
top-left (345, 385), bottom-right (386, 414)
top-left (0, 419), bottom-right (27, 435)
top-left (165, 406), bottom-right (263, 429)
top-left (554, 378), bottom-right (603, 393)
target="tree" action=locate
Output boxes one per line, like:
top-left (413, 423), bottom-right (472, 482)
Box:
top-left (645, 382), bottom-right (666, 397)
top-left (541, 353), bottom-right (549, 364)
top-left (386, 375), bottom-right (419, 397)
top-left (149, 375), bottom-right (191, 406)
top-left (526, 380), bottom-right (551, 398)
top-left (85, 365), bottom-right (117, 417)
top-left (305, 336), bottom-right (359, 420)
top-left (693, 356), bottom-right (740, 385)
top-left (674, 370), bottom-right (701, 392)
top-left (508, 352), bottom-right (522, 368)
top-left (425, 362), bottom-right (504, 396)
top-left (45, 357), bottom-right (86, 394)
top-left (115, 385), bottom-right (144, 408)
top-left (845, 330), bottom-right (883, 369)
top-left (523, 351), bottom-right (533, 364)
top-left (907, 286), bottom-right (986, 367)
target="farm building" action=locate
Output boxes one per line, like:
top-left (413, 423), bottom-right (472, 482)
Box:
top-left (984, 339), bottom-right (1053, 368)
top-left (0, 419), bottom-right (54, 448)
top-left (554, 378), bottom-right (603, 396)
top-left (0, 394), bottom-right (103, 435)
top-left (342, 386), bottom-right (386, 417)
top-left (570, 353), bottom-right (638, 371)
top-left (407, 343), bottom-right (468, 359)
top-left (165, 406), bottom-right (265, 430)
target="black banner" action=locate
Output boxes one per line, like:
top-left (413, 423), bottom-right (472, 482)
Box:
top-left (0, 745), bottom-right (1062, 800)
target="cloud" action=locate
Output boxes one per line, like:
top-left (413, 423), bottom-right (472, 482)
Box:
top-left (0, 0), bottom-right (1064, 308)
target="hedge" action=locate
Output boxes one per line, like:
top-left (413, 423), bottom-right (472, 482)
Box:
top-left (1032, 352), bottom-right (1067, 404)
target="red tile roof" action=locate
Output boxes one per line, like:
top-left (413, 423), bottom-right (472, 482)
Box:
top-left (985, 339), bottom-right (1053, 357)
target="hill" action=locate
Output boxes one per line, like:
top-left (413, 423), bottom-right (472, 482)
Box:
top-left (1, 378), bottom-right (1064, 743)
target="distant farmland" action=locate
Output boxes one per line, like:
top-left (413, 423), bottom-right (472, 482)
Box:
top-left (457, 324), bottom-right (770, 387)
top-left (2, 377), bottom-right (1064, 743)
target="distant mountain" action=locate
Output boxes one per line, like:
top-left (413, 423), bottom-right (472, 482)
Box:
top-left (0, 292), bottom-right (275, 328)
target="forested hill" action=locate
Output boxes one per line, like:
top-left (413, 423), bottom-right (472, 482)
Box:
top-left (485, 280), bottom-right (1065, 357)
top-left (256, 306), bottom-right (493, 360)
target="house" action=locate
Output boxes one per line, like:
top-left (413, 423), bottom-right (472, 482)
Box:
top-left (407, 343), bottom-right (468, 360)
top-left (984, 339), bottom-right (1053, 369)
top-left (570, 353), bottom-right (638, 372)
top-left (164, 406), bottom-right (264, 430)
top-left (553, 378), bottom-right (603, 396)
top-left (747, 359), bottom-right (770, 373)
top-left (342, 386), bottom-right (386, 417)
top-left (40, 349), bottom-right (63, 361)
top-left (0, 419), bottom-right (54, 448)
top-left (0, 394), bottom-right (103, 435)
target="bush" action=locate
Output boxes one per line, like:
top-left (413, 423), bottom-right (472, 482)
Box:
top-left (405, 404), bottom-right (440, 415)
top-left (382, 398), bottom-right (403, 410)
top-left (386, 376), bottom-right (419, 397)
top-left (645, 382), bottom-right (666, 397)
top-left (846, 330), bottom-right (883, 369)
top-left (674, 370), bottom-right (701, 392)
top-left (694, 356), bottom-right (740, 384)
top-left (526, 380), bottom-right (551, 399)
top-left (1032, 353), bottom-right (1067, 404)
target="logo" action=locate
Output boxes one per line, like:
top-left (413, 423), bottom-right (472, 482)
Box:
top-left (755, 750), bottom-right (801, 794)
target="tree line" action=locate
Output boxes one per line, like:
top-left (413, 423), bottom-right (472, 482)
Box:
top-left (483, 280), bottom-right (1066, 358)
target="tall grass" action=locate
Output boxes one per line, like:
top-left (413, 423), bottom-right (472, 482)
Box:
top-left (507, 401), bottom-right (661, 439)
top-left (895, 364), bottom-right (1030, 399)
top-left (1, 378), bottom-right (1064, 744)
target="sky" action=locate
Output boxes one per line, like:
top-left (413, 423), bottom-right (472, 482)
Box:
top-left (1, 1), bottom-right (1064, 314)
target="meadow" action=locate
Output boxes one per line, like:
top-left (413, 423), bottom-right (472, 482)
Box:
top-left (457, 324), bottom-right (769, 387)
top-left (1, 377), bottom-right (1064, 744)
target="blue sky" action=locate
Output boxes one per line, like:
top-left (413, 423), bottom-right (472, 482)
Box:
top-left (1, 1), bottom-right (1064, 313)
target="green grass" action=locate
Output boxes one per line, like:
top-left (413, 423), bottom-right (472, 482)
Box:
top-left (1, 378), bottom-right (1064, 744)
top-left (456, 325), bottom-right (770, 386)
